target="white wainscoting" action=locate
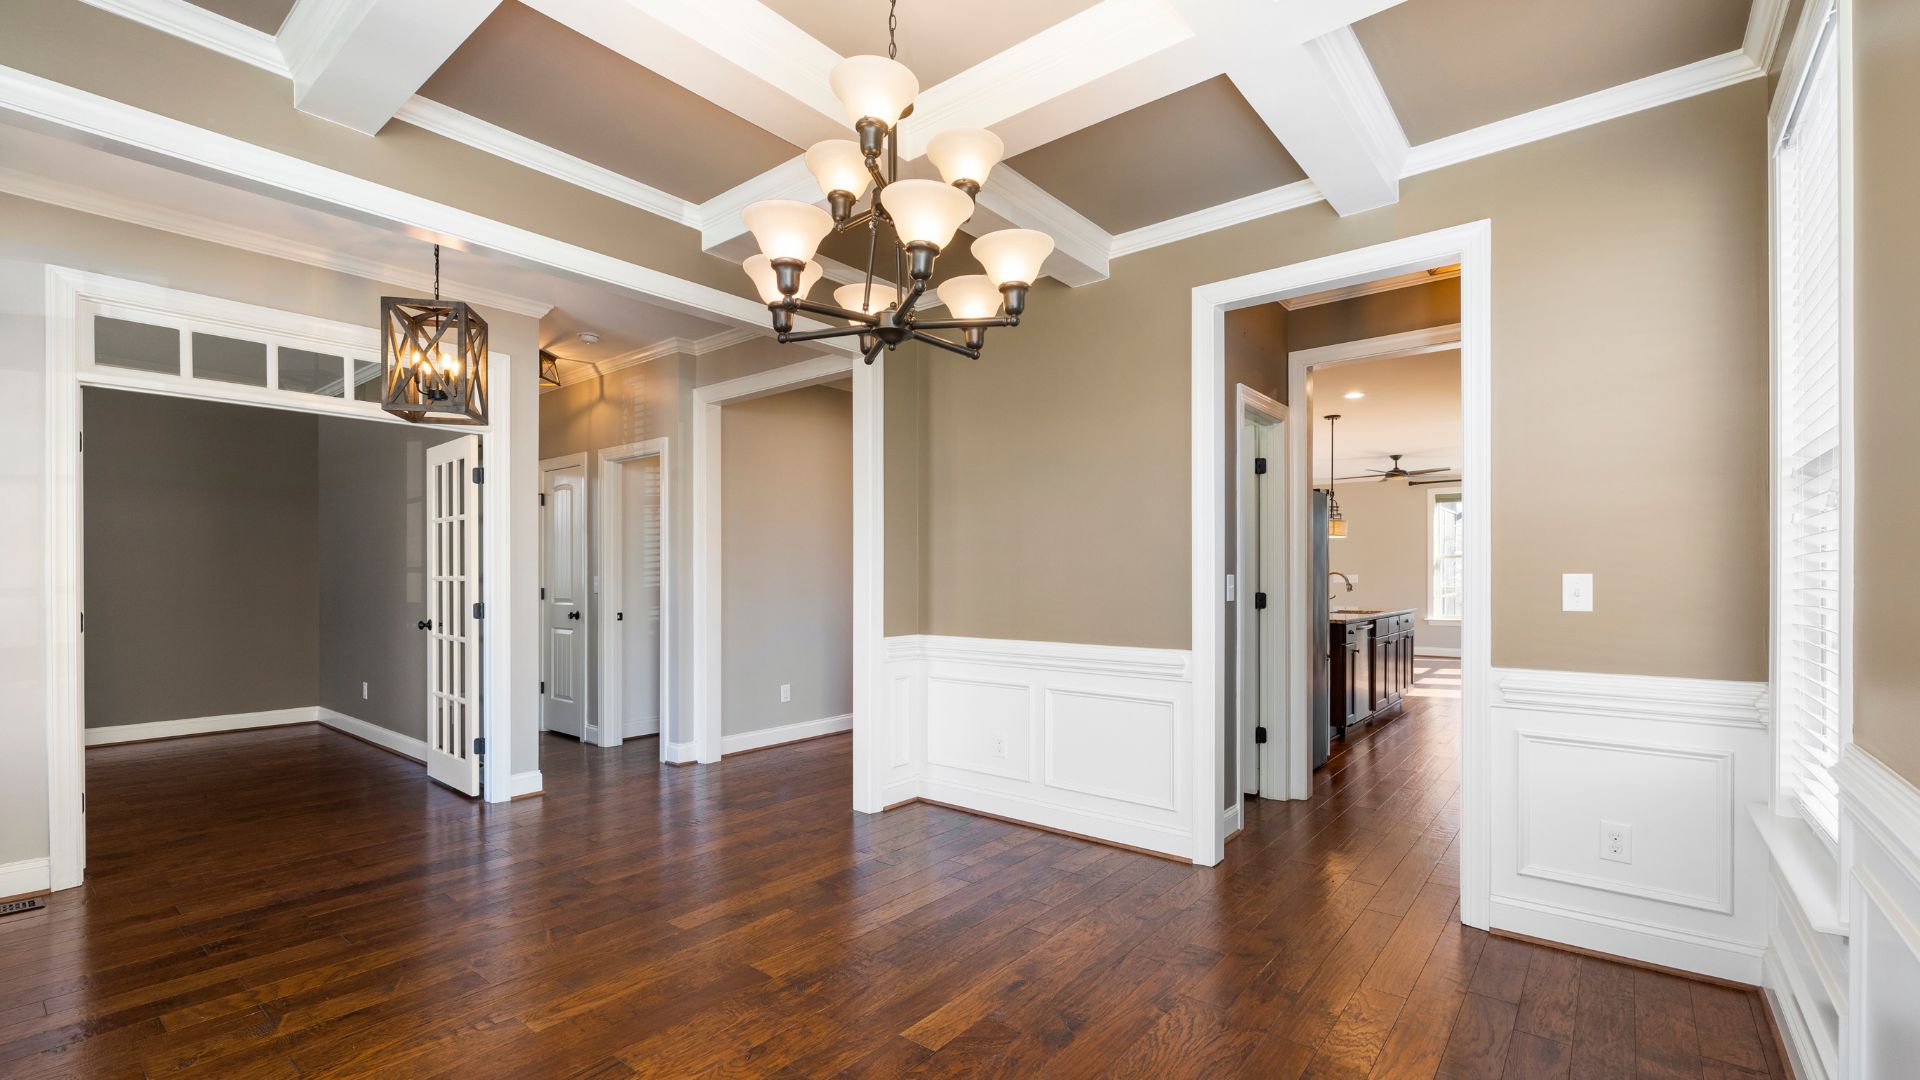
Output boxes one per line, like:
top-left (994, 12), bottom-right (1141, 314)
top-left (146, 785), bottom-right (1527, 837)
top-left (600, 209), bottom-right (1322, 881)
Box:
top-left (84, 706), bottom-right (319, 745)
top-left (1762, 745), bottom-right (1920, 1080)
top-left (883, 635), bottom-right (1196, 860)
top-left (1489, 668), bottom-right (1772, 983)
top-left (721, 713), bottom-right (852, 756)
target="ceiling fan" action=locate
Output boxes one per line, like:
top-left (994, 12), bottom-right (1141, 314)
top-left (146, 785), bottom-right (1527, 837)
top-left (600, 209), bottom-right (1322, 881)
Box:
top-left (1336, 454), bottom-right (1458, 484)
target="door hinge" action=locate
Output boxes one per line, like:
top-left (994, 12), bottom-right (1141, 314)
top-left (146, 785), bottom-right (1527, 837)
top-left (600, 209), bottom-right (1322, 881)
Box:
top-left (79, 611), bottom-right (86, 633)
top-left (539, 586), bottom-right (546, 600)
top-left (1253, 456), bottom-right (1267, 475)
top-left (474, 736), bottom-right (486, 756)
top-left (78, 431), bottom-right (85, 453)
top-left (1255, 726), bottom-right (1268, 744)
top-left (472, 602), bottom-right (485, 620)
top-left (1254, 591), bottom-right (1268, 610)
top-left (539, 492), bottom-right (546, 507)
top-left (539, 680), bottom-right (546, 694)
top-left (471, 466), bottom-right (484, 484)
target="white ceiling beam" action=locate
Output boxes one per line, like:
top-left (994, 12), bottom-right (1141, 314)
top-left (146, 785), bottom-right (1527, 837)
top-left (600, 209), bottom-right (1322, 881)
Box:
top-left (277, 0), bottom-right (503, 135)
top-left (1172, 2), bottom-right (1409, 217)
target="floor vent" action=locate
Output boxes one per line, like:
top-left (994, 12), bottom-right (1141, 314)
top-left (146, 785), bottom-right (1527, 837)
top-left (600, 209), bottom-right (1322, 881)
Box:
top-left (1, 897), bottom-right (46, 917)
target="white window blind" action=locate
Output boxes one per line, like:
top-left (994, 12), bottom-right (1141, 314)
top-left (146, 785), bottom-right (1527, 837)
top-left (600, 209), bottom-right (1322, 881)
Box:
top-left (1775, 14), bottom-right (1845, 843)
top-left (1429, 492), bottom-right (1463, 621)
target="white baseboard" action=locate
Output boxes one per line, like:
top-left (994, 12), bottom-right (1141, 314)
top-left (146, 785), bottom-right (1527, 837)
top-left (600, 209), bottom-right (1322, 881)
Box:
top-left (1416, 647), bottom-right (1462, 658)
top-left (84, 706), bottom-right (318, 746)
top-left (664, 739), bottom-right (698, 764)
top-left (317, 708), bottom-right (426, 763)
top-left (623, 715), bottom-right (661, 738)
top-left (1490, 894), bottom-right (1764, 984)
top-left (0, 858), bottom-right (50, 898)
top-left (509, 770), bottom-right (543, 798)
top-left (721, 713), bottom-right (852, 756)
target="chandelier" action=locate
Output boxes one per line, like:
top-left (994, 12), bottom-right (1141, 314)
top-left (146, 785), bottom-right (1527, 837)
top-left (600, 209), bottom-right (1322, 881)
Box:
top-left (739, 1), bottom-right (1054, 364)
top-left (380, 244), bottom-right (488, 425)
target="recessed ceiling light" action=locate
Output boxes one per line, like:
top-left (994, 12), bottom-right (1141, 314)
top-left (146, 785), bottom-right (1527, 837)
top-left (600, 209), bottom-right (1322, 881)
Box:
top-left (1344, 390), bottom-right (1365, 399)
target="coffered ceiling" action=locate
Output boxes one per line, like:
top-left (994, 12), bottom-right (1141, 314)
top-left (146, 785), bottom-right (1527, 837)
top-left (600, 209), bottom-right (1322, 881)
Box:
top-left (117, 0), bottom-right (1789, 290)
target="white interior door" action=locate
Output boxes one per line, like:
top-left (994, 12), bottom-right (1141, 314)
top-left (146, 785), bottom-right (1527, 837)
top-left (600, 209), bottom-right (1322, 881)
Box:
top-left (621, 456), bottom-right (663, 739)
top-left (542, 456), bottom-right (590, 738)
top-left (426, 435), bottom-right (483, 796)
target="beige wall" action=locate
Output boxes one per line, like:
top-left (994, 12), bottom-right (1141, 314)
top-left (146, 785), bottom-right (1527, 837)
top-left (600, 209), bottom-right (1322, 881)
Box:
top-left (913, 82), bottom-right (1769, 679)
top-left (0, 195), bottom-right (543, 869)
top-left (1326, 479), bottom-right (1463, 653)
top-left (82, 389), bottom-right (320, 727)
top-left (721, 387), bottom-right (854, 735)
top-left (1850, 0), bottom-right (1920, 784)
top-left (1287, 278), bottom-right (1462, 351)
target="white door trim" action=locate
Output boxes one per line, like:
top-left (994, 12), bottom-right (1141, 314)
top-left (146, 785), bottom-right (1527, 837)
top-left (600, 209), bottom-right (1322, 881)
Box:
top-left (1234, 384), bottom-right (1288, 812)
top-left (43, 266), bottom-right (519, 890)
top-left (539, 452), bottom-right (591, 740)
top-left (598, 438), bottom-right (671, 757)
top-left (688, 353), bottom-right (886, 813)
top-left (1189, 220), bottom-right (1491, 924)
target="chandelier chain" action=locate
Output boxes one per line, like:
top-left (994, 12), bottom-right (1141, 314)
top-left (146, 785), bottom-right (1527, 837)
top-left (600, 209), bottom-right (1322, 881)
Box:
top-left (433, 244), bottom-right (440, 301)
top-left (887, 0), bottom-right (897, 59)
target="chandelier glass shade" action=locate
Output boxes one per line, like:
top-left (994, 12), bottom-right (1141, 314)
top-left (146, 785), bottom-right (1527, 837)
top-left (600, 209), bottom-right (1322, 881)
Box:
top-left (739, 3), bottom-right (1053, 365)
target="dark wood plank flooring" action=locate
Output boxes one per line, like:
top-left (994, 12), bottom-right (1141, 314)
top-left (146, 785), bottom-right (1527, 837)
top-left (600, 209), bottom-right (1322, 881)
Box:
top-left (0, 661), bottom-right (1788, 1077)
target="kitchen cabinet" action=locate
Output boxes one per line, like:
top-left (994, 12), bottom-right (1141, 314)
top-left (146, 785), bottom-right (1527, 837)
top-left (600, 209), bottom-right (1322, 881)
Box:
top-left (1329, 609), bottom-right (1415, 736)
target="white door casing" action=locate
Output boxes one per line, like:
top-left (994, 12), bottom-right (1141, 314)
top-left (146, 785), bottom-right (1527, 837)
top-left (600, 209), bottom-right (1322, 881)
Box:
top-left (425, 435), bottom-right (483, 796)
top-left (541, 453), bottom-right (590, 740)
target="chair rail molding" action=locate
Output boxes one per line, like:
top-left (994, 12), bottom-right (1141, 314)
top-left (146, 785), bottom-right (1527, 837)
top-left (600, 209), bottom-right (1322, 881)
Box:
top-left (1495, 668), bottom-right (1771, 730)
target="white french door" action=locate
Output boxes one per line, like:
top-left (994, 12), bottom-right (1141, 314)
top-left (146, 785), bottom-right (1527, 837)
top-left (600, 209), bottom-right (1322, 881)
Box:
top-left (425, 436), bottom-right (483, 796)
top-left (541, 455), bottom-right (590, 739)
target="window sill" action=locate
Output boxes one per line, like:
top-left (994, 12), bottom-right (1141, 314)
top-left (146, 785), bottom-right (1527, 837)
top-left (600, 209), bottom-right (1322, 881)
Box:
top-left (1424, 616), bottom-right (1460, 625)
top-left (1748, 803), bottom-right (1848, 937)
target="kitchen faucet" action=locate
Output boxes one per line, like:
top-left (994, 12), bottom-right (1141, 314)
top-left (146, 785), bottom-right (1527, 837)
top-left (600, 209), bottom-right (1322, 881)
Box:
top-left (1328, 571), bottom-right (1353, 604)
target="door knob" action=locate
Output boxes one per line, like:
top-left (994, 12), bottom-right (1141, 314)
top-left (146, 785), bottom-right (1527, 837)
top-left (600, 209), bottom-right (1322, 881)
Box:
top-left (567, 611), bottom-right (581, 620)
top-left (416, 620), bottom-right (431, 630)
top-left (616, 612), bottom-right (624, 621)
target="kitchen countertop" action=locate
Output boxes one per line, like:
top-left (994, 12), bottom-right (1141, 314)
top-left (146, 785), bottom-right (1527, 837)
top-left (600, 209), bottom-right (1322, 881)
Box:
top-left (1328, 607), bottom-right (1415, 625)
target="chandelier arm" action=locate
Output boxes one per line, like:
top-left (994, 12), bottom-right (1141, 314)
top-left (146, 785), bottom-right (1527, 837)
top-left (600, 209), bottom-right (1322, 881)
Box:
top-left (892, 278), bottom-right (928, 319)
top-left (907, 316), bottom-right (1017, 331)
top-left (835, 209), bottom-right (880, 234)
top-left (861, 338), bottom-right (886, 365)
top-left (776, 325), bottom-right (875, 344)
top-left (787, 297), bottom-right (882, 324)
top-left (909, 330), bottom-right (981, 360)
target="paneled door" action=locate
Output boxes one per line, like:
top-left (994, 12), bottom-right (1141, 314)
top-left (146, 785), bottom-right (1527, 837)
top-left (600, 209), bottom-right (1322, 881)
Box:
top-left (426, 436), bottom-right (483, 796)
top-left (541, 455), bottom-right (590, 739)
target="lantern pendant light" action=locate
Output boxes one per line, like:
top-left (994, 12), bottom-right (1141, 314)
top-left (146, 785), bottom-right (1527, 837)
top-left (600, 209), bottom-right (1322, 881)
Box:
top-left (380, 244), bottom-right (489, 425)
top-left (1325, 414), bottom-right (1348, 539)
top-left (738, 0), bottom-right (1054, 365)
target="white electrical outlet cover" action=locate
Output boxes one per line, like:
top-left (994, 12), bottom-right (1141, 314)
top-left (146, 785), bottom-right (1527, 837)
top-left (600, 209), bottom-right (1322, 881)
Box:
top-left (1599, 820), bottom-right (1632, 864)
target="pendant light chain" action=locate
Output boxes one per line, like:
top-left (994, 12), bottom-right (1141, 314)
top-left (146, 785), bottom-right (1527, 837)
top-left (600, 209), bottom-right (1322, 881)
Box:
top-left (433, 243), bottom-right (441, 301)
top-left (887, 0), bottom-right (898, 59)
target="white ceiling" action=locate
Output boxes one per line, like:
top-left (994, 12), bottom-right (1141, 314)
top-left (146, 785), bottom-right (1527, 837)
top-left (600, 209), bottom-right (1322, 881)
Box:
top-left (1308, 349), bottom-right (1461, 484)
top-left (0, 122), bottom-right (751, 379)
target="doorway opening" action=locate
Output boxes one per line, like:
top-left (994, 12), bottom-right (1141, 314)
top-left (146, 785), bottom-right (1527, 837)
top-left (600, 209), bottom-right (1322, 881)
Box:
top-left (1190, 222), bottom-right (1489, 925)
top-left (598, 439), bottom-right (671, 755)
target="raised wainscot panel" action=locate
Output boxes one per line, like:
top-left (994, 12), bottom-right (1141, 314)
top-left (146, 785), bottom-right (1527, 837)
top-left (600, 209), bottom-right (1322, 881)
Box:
top-left (925, 675), bottom-right (1033, 782)
top-left (1043, 687), bottom-right (1179, 811)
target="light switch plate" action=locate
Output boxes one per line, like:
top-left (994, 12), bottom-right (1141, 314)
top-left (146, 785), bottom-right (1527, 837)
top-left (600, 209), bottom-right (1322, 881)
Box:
top-left (1225, 574), bottom-right (1236, 601)
top-left (1562, 573), bottom-right (1594, 612)
top-left (779, 683), bottom-right (791, 703)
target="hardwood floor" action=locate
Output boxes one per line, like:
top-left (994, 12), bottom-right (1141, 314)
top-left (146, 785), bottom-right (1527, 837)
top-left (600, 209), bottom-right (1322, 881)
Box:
top-left (0, 661), bottom-right (1788, 1078)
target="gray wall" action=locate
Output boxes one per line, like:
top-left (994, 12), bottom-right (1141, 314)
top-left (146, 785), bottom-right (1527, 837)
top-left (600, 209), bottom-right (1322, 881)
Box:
top-left (316, 415), bottom-right (459, 741)
top-left (721, 386), bottom-right (853, 736)
top-left (82, 388), bottom-right (320, 727)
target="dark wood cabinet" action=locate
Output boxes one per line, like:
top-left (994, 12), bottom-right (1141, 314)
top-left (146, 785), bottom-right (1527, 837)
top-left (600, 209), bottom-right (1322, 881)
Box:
top-left (1331, 611), bottom-right (1415, 736)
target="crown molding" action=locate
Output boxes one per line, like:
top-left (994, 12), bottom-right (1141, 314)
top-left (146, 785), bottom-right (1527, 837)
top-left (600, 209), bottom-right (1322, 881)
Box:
top-left (543, 325), bottom-right (768, 389)
top-left (1109, 178), bottom-right (1323, 258)
top-left (1401, 50), bottom-right (1763, 179)
top-left (392, 96), bottom-right (699, 227)
top-left (0, 164), bottom-right (553, 318)
top-left (77, 0), bottom-right (289, 75)
top-left (1743, 0), bottom-right (1795, 72)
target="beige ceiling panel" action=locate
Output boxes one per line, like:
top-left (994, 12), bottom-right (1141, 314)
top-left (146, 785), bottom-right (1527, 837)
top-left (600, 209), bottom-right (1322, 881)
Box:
top-left (1004, 76), bottom-right (1307, 234)
top-left (1355, 0), bottom-right (1751, 144)
top-left (418, 2), bottom-right (800, 202)
top-left (1310, 350), bottom-right (1463, 482)
top-left (188, 0), bottom-right (296, 34)
top-left (761, 0), bottom-right (1104, 87)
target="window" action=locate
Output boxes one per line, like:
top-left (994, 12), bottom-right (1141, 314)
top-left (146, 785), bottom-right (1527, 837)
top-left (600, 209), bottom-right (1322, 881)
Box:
top-left (1428, 490), bottom-right (1463, 622)
top-left (1773, 6), bottom-right (1847, 844)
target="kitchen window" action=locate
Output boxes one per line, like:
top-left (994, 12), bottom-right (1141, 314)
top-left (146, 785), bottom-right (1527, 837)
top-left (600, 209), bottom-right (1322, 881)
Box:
top-left (1427, 490), bottom-right (1463, 622)
top-left (1772, 2), bottom-right (1848, 846)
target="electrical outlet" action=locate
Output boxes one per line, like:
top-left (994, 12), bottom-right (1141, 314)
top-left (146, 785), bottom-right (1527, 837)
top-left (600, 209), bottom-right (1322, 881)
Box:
top-left (1600, 821), bottom-right (1632, 864)
top-left (779, 683), bottom-right (792, 703)
top-left (361, 681), bottom-right (369, 701)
